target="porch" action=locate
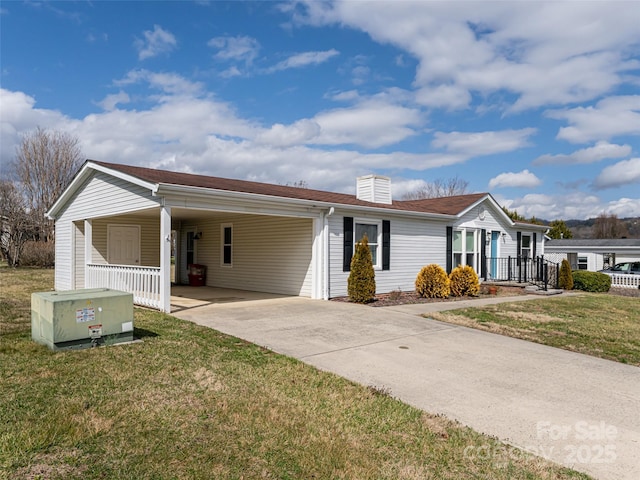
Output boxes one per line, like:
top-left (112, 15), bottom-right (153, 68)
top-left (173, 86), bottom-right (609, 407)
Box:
top-left (481, 256), bottom-right (560, 291)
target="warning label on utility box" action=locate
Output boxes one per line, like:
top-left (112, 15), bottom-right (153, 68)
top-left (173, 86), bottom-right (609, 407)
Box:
top-left (76, 307), bottom-right (95, 323)
top-left (88, 324), bottom-right (103, 338)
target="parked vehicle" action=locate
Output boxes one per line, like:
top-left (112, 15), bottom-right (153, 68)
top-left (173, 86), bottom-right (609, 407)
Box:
top-left (598, 262), bottom-right (640, 275)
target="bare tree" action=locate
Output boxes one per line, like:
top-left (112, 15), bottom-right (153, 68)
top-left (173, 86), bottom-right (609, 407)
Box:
top-left (0, 180), bottom-right (36, 267)
top-left (593, 213), bottom-right (629, 239)
top-left (401, 175), bottom-right (469, 200)
top-left (12, 127), bottom-right (83, 241)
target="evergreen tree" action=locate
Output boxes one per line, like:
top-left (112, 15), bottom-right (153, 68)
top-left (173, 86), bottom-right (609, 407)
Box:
top-left (558, 259), bottom-right (573, 290)
top-left (348, 234), bottom-right (376, 303)
top-left (548, 220), bottom-right (573, 239)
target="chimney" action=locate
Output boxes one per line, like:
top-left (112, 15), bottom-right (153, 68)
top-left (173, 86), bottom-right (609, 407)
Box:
top-left (356, 174), bottom-right (392, 204)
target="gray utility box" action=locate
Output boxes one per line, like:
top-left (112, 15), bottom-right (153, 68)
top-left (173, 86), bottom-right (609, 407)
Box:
top-left (31, 288), bottom-right (134, 350)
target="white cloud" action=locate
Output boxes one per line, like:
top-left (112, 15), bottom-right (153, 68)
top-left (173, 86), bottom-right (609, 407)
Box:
top-left (114, 69), bottom-right (204, 97)
top-left (502, 192), bottom-right (640, 220)
top-left (548, 95), bottom-right (640, 144)
top-left (593, 158), bottom-right (640, 190)
top-left (432, 128), bottom-right (536, 156)
top-left (254, 119), bottom-right (321, 147)
top-left (489, 170), bottom-right (541, 189)
top-left (97, 91), bottom-right (130, 111)
top-left (0, 85), bottom-right (459, 193)
top-left (291, 1), bottom-right (640, 112)
top-left (533, 141), bottom-right (632, 165)
top-left (134, 25), bottom-right (177, 60)
top-left (208, 35), bottom-right (260, 65)
top-left (267, 49), bottom-right (339, 72)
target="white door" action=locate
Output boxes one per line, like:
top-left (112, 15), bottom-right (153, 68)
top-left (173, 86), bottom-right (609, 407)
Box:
top-left (108, 225), bottom-right (141, 265)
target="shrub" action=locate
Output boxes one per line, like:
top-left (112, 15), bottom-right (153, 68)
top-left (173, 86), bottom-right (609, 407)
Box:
top-left (572, 270), bottom-right (611, 293)
top-left (449, 265), bottom-right (480, 297)
top-left (558, 259), bottom-right (573, 290)
top-left (19, 241), bottom-right (55, 267)
top-left (348, 234), bottom-right (376, 303)
top-left (415, 264), bottom-right (450, 298)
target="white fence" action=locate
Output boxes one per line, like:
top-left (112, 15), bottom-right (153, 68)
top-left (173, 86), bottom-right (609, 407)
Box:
top-left (87, 264), bottom-right (161, 309)
top-left (610, 274), bottom-right (640, 289)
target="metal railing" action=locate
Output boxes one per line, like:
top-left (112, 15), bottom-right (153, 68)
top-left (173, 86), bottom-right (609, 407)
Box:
top-left (87, 264), bottom-right (161, 309)
top-left (482, 256), bottom-right (559, 291)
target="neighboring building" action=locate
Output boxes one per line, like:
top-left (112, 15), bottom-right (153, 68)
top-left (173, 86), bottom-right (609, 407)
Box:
top-left (545, 238), bottom-right (640, 271)
top-left (47, 161), bottom-right (548, 312)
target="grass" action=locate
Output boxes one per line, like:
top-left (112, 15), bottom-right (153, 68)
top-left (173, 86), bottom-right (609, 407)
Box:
top-left (429, 294), bottom-right (640, 366)
top-left (0, 267), bottom-right (589, 479)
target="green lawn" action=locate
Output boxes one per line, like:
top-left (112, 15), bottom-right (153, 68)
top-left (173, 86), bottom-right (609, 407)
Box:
top-left (0, 267), bottom-right (589, 479)
top-left (429, 294), bottom-right (640, 365)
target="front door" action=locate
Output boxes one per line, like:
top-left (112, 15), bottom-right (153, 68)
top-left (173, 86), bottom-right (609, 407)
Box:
top-left (108, 225), bottom-right (141, 265)
top-left (182, 230), bottom-right (196, 283)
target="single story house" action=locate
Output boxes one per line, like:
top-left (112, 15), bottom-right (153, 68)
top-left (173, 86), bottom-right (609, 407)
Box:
top-left (545, 238), bottom-right (640, 271)
top-left (47, 161), bottom-right (548, 312)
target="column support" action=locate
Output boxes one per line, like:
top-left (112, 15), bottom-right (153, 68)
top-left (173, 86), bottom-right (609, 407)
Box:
top-left (84, 219), bottom-right (92, 288)
top-left (160, 206), bottom-right (172, 313)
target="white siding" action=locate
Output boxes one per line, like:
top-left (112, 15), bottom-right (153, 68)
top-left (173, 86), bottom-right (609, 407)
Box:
top-left (54, 171), bottom-right (160, 290)
top-left (55, 171), bottom-right (159, 222)
top-left (92, 214), bottom-right (161, 267)
top-left (54, 220), bottom-right (73, 290)
top-left (329, 211), bottom-right (447, 298)
top-left (181, 214), bottom-right (313, 296)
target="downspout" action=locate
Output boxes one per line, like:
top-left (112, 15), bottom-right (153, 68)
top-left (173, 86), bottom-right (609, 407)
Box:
top-left (323, 207), bottom-right (335, 300)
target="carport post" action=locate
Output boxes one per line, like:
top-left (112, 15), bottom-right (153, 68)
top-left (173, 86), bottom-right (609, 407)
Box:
top-left (160, 206), bottom-right (172, 313)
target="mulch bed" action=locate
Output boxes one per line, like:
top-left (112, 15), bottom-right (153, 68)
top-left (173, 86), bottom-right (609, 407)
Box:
top-left (331, 285), bottom-right (527, 307)
top-left (332, 285), bottom-right (639, 306)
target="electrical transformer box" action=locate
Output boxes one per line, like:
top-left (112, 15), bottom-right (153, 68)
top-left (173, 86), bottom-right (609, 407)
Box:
top-left (31, 288), bottom-right (134, 350)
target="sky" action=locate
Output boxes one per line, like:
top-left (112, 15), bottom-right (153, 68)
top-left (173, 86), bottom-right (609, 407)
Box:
top-left (1, 0), bottom-right (639, 220)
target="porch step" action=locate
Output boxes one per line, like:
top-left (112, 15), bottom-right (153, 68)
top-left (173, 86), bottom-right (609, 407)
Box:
top-left (524, 285), bottom-right (564, 295)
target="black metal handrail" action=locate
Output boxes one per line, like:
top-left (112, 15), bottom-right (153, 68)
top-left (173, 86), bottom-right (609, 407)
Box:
top-left (482, 256), bottom-right (559, 291)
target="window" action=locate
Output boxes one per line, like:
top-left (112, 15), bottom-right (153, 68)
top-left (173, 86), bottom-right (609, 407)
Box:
top-left (520, 234), bottom-right (531, 259)
top-left (186, 231), bottom-right (195, 266)
top-left (453, 230), bottom-right (463, 268)
top-left (355, 220), bottom-right (380, 267)
top-left (452, 229), bottom-right (476, 269)
top-left (466, 230), bottom-right (476, 269)
top-left (577, 256), bottom-right (588, 270)
top-left (221, 224), bottom-right (232, 266)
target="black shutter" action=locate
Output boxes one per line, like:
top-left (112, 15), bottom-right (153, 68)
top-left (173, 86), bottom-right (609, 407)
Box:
top-left (480, 229), bottom-right (487, 279)
top-left (532, 232), bottom-right (537, 258)
top-left (343, 216), bottom-right (353, 272)
top-left (382, 220), bottom-right (390, 271)
top-left (446, 226), bottom-right (453, 274)
top-left (517, 231), bottom-right (522, 266)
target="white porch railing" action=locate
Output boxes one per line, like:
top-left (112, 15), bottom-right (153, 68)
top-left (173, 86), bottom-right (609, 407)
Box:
top-left (87, 264), bottom-right (162, 309)
top-left (610, 274), bottom-right (640, 289)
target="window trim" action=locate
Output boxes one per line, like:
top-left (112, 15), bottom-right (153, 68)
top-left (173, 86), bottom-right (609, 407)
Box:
top-left (221, 223), bottom-right (233, 267)
top-left (354, 218), bottom-right (382, 270)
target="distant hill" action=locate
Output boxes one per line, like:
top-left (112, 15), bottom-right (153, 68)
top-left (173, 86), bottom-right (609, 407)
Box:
top-left (563, 217), bottom-right (640, 239)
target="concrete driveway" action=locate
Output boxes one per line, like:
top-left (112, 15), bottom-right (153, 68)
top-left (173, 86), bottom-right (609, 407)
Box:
top-left (174, 294), bottom-right (640, 480)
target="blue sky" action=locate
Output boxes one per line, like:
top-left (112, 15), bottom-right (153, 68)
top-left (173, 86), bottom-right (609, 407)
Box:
top-left (1, 1), bottom-right (639, 220)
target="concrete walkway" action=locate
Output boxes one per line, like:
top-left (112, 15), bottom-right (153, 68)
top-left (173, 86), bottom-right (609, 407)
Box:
top-left (174, 294), bottom-right (640, 480)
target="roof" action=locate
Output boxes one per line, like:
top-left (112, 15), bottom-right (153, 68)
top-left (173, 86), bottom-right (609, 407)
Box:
top-left (546, 238), bottom-right (640, 247)
top-left (89, 160), bottom-right (489, 216)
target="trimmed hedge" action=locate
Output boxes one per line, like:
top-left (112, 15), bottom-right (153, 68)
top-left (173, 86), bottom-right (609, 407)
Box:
top-left (449, 265), bottom-right (480, 297)
top-left (572, 270), bottom-right (611, 293)
top-left (415, 264), bottom-right (450, 298)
